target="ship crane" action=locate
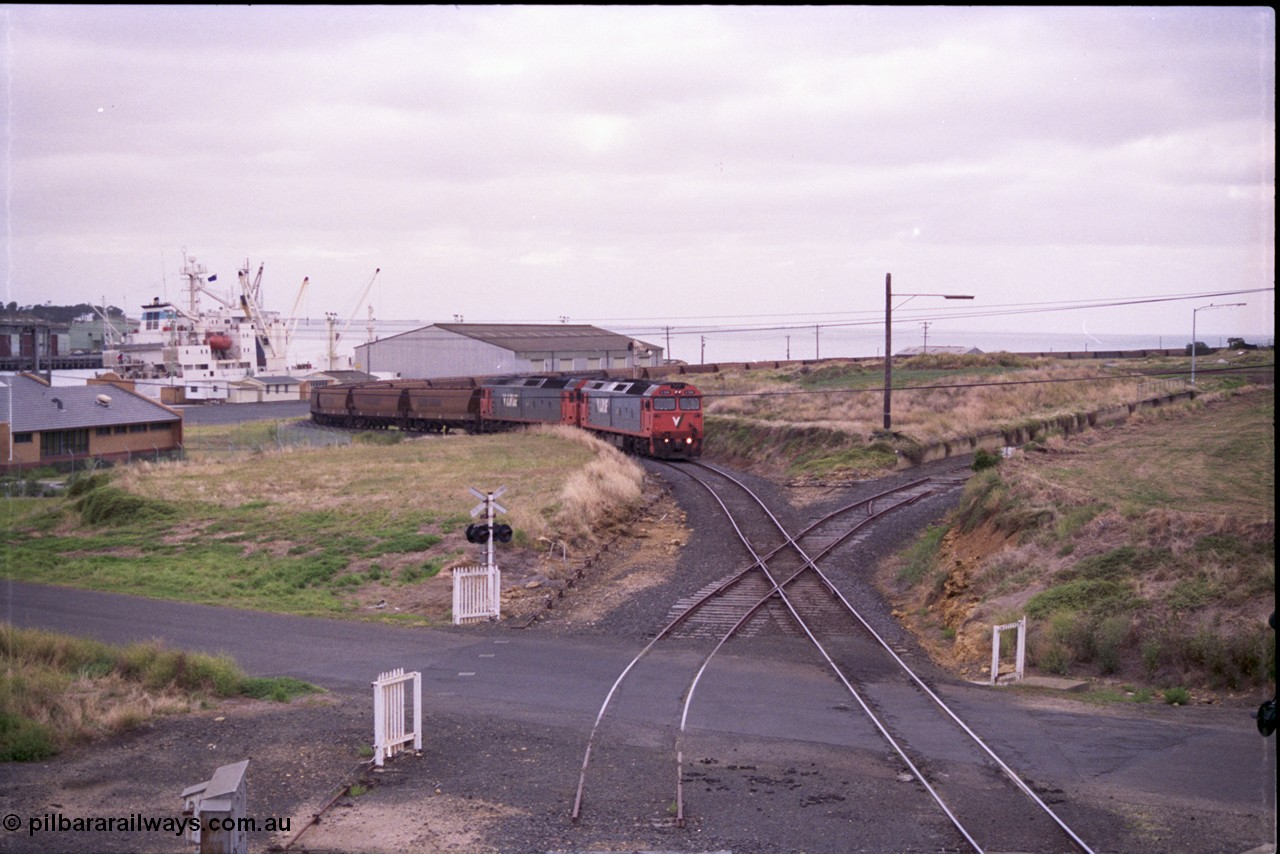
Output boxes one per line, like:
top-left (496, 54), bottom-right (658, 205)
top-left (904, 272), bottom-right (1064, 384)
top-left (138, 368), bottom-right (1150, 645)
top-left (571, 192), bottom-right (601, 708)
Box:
top-left (325, 268), bottom-right (380, 371)
top-left (237, 261), bottom-right (282, 368)
top-left (339, 268), bottom-right (381, 342)
top-left (284, 276), bottom-right (309, 356)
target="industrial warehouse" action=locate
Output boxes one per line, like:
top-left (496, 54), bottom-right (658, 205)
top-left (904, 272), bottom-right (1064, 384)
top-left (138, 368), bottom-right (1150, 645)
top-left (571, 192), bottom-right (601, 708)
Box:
top-left (352, 323), bottom-right (664, 379)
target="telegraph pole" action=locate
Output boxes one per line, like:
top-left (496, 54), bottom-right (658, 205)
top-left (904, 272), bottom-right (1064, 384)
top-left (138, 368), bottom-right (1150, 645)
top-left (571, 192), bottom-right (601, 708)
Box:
top-left (882, 273), bottom-right (974, 432)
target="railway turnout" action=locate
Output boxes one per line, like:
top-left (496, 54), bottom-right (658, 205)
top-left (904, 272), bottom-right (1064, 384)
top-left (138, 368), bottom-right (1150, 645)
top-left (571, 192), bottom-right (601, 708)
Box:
top-left (572, 461), bottom-right (1098, 853)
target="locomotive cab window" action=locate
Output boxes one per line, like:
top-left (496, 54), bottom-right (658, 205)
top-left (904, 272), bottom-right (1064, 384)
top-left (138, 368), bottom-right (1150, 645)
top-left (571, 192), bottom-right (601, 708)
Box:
top-left (653, 398), bottom-right (676, 411)
top-left (679, 397), bottom-right (701, 410)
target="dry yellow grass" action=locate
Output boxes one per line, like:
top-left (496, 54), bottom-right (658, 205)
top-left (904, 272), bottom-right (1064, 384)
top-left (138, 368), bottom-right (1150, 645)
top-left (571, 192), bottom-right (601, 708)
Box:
top-left (700, 359), bottom-right (1155, 445)
top-left (111, 424), bottom-right (647, 561)
top-left (537, 425), bottom-right (646, 542)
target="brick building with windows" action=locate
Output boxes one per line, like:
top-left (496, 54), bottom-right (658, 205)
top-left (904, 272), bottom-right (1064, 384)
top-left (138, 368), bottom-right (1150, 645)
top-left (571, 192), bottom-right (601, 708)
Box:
top-left (1, 373), bottom-right (183, 472)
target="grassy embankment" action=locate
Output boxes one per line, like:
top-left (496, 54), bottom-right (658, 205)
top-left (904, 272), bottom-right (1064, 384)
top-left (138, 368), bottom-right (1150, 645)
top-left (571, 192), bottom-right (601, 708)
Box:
top-left (0, 425), bottom-right (644, 624)
top-left (699, 349), bottom-right (1273, 481)
top-left (1, 623), bottom-right (319, 761)
top-left (886, 386), bottom-right (1274, 697)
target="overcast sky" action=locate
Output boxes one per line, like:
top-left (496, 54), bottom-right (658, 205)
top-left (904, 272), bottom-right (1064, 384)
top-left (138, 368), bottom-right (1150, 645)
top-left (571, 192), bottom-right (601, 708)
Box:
top-left (1, 5), bottom-right (1274, 362)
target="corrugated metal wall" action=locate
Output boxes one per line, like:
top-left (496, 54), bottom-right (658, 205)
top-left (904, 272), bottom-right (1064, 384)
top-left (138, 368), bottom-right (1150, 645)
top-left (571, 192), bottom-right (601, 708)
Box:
top-left (355, 326), bottom-right (661, 379)
top-left (356, 328), bottom-right (517, 379)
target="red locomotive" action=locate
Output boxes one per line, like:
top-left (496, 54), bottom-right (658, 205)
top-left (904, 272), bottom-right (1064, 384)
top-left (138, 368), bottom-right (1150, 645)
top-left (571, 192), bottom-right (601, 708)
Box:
top-left (309, 374), bottom-right (703, 460)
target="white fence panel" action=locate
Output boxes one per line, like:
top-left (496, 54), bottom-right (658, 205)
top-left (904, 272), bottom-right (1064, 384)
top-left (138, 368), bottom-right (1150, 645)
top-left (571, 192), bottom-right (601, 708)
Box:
top-left (452, 565), bottom-right (501, 624)
top-left (372, 668), bottom-right (422, 767)
top-left (990, 616), bottom-right (1027, 685)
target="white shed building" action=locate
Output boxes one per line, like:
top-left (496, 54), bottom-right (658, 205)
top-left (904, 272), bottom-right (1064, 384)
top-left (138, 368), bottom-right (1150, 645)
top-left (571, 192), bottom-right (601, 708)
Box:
top-left (353, 323), bottom-right (663, 379)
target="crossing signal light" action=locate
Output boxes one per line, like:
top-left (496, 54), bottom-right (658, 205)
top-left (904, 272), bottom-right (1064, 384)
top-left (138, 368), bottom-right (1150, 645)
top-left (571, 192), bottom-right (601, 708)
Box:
top-left (466, 523), bottom-right (513, 544)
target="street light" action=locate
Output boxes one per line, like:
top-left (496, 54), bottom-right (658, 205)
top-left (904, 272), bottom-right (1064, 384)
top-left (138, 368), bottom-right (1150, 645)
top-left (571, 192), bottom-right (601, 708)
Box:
top-left (1190, 302), bottom-right (1246, 385)
top-left (883, 273), bottom-right (974, 431)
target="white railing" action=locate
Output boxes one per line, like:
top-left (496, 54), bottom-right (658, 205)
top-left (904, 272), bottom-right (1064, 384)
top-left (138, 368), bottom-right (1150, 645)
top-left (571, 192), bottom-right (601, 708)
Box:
top-left (452, 565), bottom-right (501, 624)
top-left (372, 668), bottom-right (422, 767)
top-left (990, 616), bottom-right (1027, 685)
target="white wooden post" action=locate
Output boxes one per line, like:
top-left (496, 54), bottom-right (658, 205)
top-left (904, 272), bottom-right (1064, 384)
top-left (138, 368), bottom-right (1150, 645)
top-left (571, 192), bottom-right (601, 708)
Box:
top-left (1015, 615), bottom-right (1026, 681)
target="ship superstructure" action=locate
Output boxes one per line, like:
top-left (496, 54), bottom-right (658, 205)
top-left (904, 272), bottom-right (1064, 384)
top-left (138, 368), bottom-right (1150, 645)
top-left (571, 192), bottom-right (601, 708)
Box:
top-left (104, 253), bottom-right (292, 403)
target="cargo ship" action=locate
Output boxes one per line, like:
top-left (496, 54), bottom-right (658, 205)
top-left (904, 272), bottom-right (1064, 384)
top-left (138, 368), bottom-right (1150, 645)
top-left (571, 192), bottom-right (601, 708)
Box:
top-left (103, 253), bottom-right (296, 403)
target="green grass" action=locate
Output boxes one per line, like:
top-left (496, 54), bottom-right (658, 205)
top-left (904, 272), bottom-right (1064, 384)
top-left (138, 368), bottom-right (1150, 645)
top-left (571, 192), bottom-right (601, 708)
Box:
top-left (897, 524), bottom-right (948, 586)
top-left (1025, 579), bottom-right (1140, 619)
top-left (1, 624), bottom-right (321, 761)
top-left (0, 428), bottom-right (625, 622)
top-left (892, 387), bottom-right (1275, 692)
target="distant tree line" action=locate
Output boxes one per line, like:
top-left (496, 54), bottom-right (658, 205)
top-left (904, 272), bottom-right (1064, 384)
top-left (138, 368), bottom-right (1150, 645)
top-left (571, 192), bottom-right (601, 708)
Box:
top-left (3, 302), bottom-right (128, 323)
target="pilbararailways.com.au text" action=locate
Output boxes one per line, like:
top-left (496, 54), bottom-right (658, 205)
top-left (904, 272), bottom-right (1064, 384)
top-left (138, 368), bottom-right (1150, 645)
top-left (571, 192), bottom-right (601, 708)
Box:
top-left (5, 812), bottom-right (292, 837)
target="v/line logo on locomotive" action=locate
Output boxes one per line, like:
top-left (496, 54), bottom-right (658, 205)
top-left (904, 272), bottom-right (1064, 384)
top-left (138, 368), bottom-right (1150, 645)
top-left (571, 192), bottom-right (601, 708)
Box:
top-left (310, 374), bottom-right (703, 460)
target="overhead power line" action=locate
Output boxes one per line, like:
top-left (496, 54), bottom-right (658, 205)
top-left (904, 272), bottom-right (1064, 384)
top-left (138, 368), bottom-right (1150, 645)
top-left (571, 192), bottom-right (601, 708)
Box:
top-left (598, 288), bottom-right (1274, 338)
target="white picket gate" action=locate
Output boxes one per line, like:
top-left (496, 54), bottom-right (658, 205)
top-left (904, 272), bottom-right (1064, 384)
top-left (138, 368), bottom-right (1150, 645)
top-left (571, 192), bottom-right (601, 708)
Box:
top-left (452, 565), bottom-right (501, 624)
top-left (990, 616), bottom-right (1027, 685)
top-left (372, 668), bottom-right (421, 767)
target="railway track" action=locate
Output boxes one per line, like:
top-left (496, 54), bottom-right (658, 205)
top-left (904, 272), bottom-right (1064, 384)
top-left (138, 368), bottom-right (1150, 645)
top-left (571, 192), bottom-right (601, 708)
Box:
top-left (571, 461), bottom-right (1097, 854)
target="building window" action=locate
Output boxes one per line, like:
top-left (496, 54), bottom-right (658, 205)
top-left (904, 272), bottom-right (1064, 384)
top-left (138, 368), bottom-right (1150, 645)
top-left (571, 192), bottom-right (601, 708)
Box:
top-left (96, 427), bottom-right (112, 436)
top-left (12, 432), bottom-right (32, 443)
top-left (129, 423), bottom-right (148, 433)
top-left (40, 429), bottom-right (89, 457)
top-left (149, 422), bottom-right (169, 431)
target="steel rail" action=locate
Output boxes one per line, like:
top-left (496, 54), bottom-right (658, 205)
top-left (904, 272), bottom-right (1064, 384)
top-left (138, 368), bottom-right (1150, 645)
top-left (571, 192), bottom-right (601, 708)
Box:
top-left (670, 473), bottom-right (942, 827)
top-left (674, 463), bottom-right (980, 850)
top-left (696, 461), bottom-right (1096, 854)
top-left (569, 473), bottom-right (950, 822)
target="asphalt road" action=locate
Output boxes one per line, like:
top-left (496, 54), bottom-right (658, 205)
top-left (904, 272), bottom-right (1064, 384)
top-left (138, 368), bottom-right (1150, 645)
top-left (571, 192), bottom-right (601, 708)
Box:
top-left (0, 580), bottom-right (902, 745)
top-left (3, 578), bottom-right (1276, 854)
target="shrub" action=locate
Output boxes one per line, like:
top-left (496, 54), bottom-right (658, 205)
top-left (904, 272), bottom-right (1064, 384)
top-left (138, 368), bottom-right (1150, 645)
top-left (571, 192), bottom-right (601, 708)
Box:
top-left (1164, 686), bottom-right (1191, 705)
top-left (239, 676), bottom-right (321, 703)
top-left (0, 711), bottom-right (57, 762)
top-left (66, 471), bottom-right (111, 498)
top-left (1030, 613), bottom-right (1081, 675)
top-left (1093, 616), bottom-right (1131, 674)
top-left (76, 487), bottom-right (175, 526)
top-left (972, 449), bottom-right (1002, 471)
top-left (897, 524), bottom-right (948, 586)
top-left (953, 469), bottom-right (1007, 534)
top-left (1025, 579), bottom-right (1136, 619)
